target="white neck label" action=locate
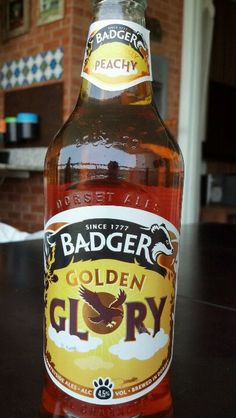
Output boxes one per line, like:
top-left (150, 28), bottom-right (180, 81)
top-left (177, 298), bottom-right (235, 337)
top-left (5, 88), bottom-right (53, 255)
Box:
top-left (81, 20), bottom-right (152, 91)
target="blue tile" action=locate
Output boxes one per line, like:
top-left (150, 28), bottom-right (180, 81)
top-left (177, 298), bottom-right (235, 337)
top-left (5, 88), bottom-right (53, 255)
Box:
top-left (32, 64), bottom-right (38, 74)
top-left (14, 68), bottom-right (20, 78)
top-left (50, 58), bottom-right (57, 70)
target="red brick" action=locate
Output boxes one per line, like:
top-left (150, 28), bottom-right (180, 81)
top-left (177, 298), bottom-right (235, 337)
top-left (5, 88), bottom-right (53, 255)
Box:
top-left (31, 173), bottom-right (44, 184)
top-left (8, 193), bottom-right (22, 202)
top-left (31, 185), bottom-right (43, 194)
top-left (8, 211), bottom-right (22, 220)
top-left (32, 204), bottom-right (44, 213)
top-left (23, 213), bottom-right (38, 221)
top-left (30, 223), bottom-right (44, 232)
top-left (16, 222), bottom-right (31, 232)
top-left (52, 28), bottom-right (69, 39)
top-left (42, 41), bottom-right (61, 50)
top-left (22, 195), bottom-right (38, 204)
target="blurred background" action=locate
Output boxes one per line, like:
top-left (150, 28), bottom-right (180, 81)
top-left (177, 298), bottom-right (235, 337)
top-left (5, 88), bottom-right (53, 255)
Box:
top-left (0, 0), bottom-right (235, 234)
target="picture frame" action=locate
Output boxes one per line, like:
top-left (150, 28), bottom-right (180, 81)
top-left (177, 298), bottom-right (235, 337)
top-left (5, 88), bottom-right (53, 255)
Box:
top-left (3, 0), bottom-right (30, 40)
top-left (37, 0), bottom-right (64, 26)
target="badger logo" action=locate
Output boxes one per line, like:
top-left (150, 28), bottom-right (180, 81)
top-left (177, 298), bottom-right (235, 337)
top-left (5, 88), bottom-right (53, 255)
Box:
top-left (84, 32), bottom-right (95, 67)
top-left (44, 220), bottom-right (176, 278)
top-left (135, 32), bottom-right (149, 63)
top-left (144, 224), bottom-right (174, 278)
top-left (83, 24), bottom-right (149, 68)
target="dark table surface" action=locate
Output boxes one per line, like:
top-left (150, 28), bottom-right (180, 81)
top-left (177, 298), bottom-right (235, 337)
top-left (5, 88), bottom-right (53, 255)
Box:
top-left (0, 223), bottom-right (236, 418)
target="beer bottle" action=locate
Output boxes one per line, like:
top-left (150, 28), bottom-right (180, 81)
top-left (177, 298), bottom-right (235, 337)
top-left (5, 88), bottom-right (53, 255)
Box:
top-left (40, 0), bottom-right (184, 417)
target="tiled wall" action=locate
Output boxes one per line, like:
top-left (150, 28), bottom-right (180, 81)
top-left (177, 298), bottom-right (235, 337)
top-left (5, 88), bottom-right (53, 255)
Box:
top-left (0, 48), bottom-right (63, 90)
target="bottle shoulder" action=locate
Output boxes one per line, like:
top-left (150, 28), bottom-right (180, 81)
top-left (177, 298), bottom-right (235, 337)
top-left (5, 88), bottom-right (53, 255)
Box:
top-left (46, 103), bottom-right (183, 167)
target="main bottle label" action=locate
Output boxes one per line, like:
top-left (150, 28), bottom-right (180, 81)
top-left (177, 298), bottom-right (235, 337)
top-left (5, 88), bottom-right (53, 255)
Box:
top-left (81, 20), bottom-right (152, 91)
top-left (44, 206), bottom-right (179, 405)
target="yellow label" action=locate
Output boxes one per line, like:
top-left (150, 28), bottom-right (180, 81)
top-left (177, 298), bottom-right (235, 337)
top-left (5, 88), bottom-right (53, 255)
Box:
top-left (44, 206), bottom-right (179, 405)
top-left (81, 20), bottom-right (152, 91)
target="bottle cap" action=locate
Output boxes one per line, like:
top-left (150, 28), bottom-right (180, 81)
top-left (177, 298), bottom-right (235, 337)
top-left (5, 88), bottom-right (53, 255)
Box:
top-left (0, 119), bottom-right (6, 133)
top-left (17, 113), bottom-right (39, 123)
top-left (5, 116), bottom-right (17, 123)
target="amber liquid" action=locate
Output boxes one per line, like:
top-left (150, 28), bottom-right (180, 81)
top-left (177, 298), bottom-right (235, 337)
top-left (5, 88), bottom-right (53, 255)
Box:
top-left (40, 85), bottom-right (184, 418)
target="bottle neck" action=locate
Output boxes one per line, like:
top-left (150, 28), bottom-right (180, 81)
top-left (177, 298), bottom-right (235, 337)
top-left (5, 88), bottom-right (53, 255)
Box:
top-left (79, 78), bottom-right (153, 106)
top-left (78, 0), bottom-right (153, 107)
top-left (92, 0), bottom-right (146, 25)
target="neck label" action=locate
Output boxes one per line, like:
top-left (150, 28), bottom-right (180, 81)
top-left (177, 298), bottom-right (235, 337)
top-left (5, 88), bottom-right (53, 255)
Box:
top-left (81, 20), bottom-right (152, 91)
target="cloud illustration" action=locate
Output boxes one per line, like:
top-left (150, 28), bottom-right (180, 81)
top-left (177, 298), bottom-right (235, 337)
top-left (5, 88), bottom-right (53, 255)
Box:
top-left (48, 322), bottom-right (102, 352)
top-left (74, 356), bottom-right (114, 371)
top-left (109, 329), bottom-right (169, 361)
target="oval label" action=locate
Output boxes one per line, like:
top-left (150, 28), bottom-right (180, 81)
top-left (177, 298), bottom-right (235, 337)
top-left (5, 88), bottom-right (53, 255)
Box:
top-left (81, 20), bottom-right (152, 91)
top-left (44, 206), bottom-right (179, 405)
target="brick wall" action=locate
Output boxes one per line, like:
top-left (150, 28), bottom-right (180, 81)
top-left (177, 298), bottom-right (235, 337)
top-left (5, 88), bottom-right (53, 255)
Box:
top-left (0, 173), bottom-right (44, 233)
top-left (70, 1), bottom-right (92, 110)
top-left (0, 0), bottom-right (183, 234)
top-left (148, 0), bottom-right (183, 130)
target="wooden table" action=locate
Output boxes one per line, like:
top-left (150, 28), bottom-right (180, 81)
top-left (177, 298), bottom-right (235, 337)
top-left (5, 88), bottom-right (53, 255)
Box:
top-left (0, 224), bottom-right (235, 417)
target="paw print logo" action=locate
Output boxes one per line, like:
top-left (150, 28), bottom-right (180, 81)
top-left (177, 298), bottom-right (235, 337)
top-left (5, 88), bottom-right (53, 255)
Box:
top-left (93, 377), bottom-right (114, 400)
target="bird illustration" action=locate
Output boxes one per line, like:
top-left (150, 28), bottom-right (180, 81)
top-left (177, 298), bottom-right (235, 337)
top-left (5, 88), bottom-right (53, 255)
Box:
top-left (79, 286), bottom-right (127, 328)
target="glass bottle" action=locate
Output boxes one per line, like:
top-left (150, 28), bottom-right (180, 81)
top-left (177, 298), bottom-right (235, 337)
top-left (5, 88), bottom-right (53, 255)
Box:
top-left (40, 1), bottom-right (184, 417)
